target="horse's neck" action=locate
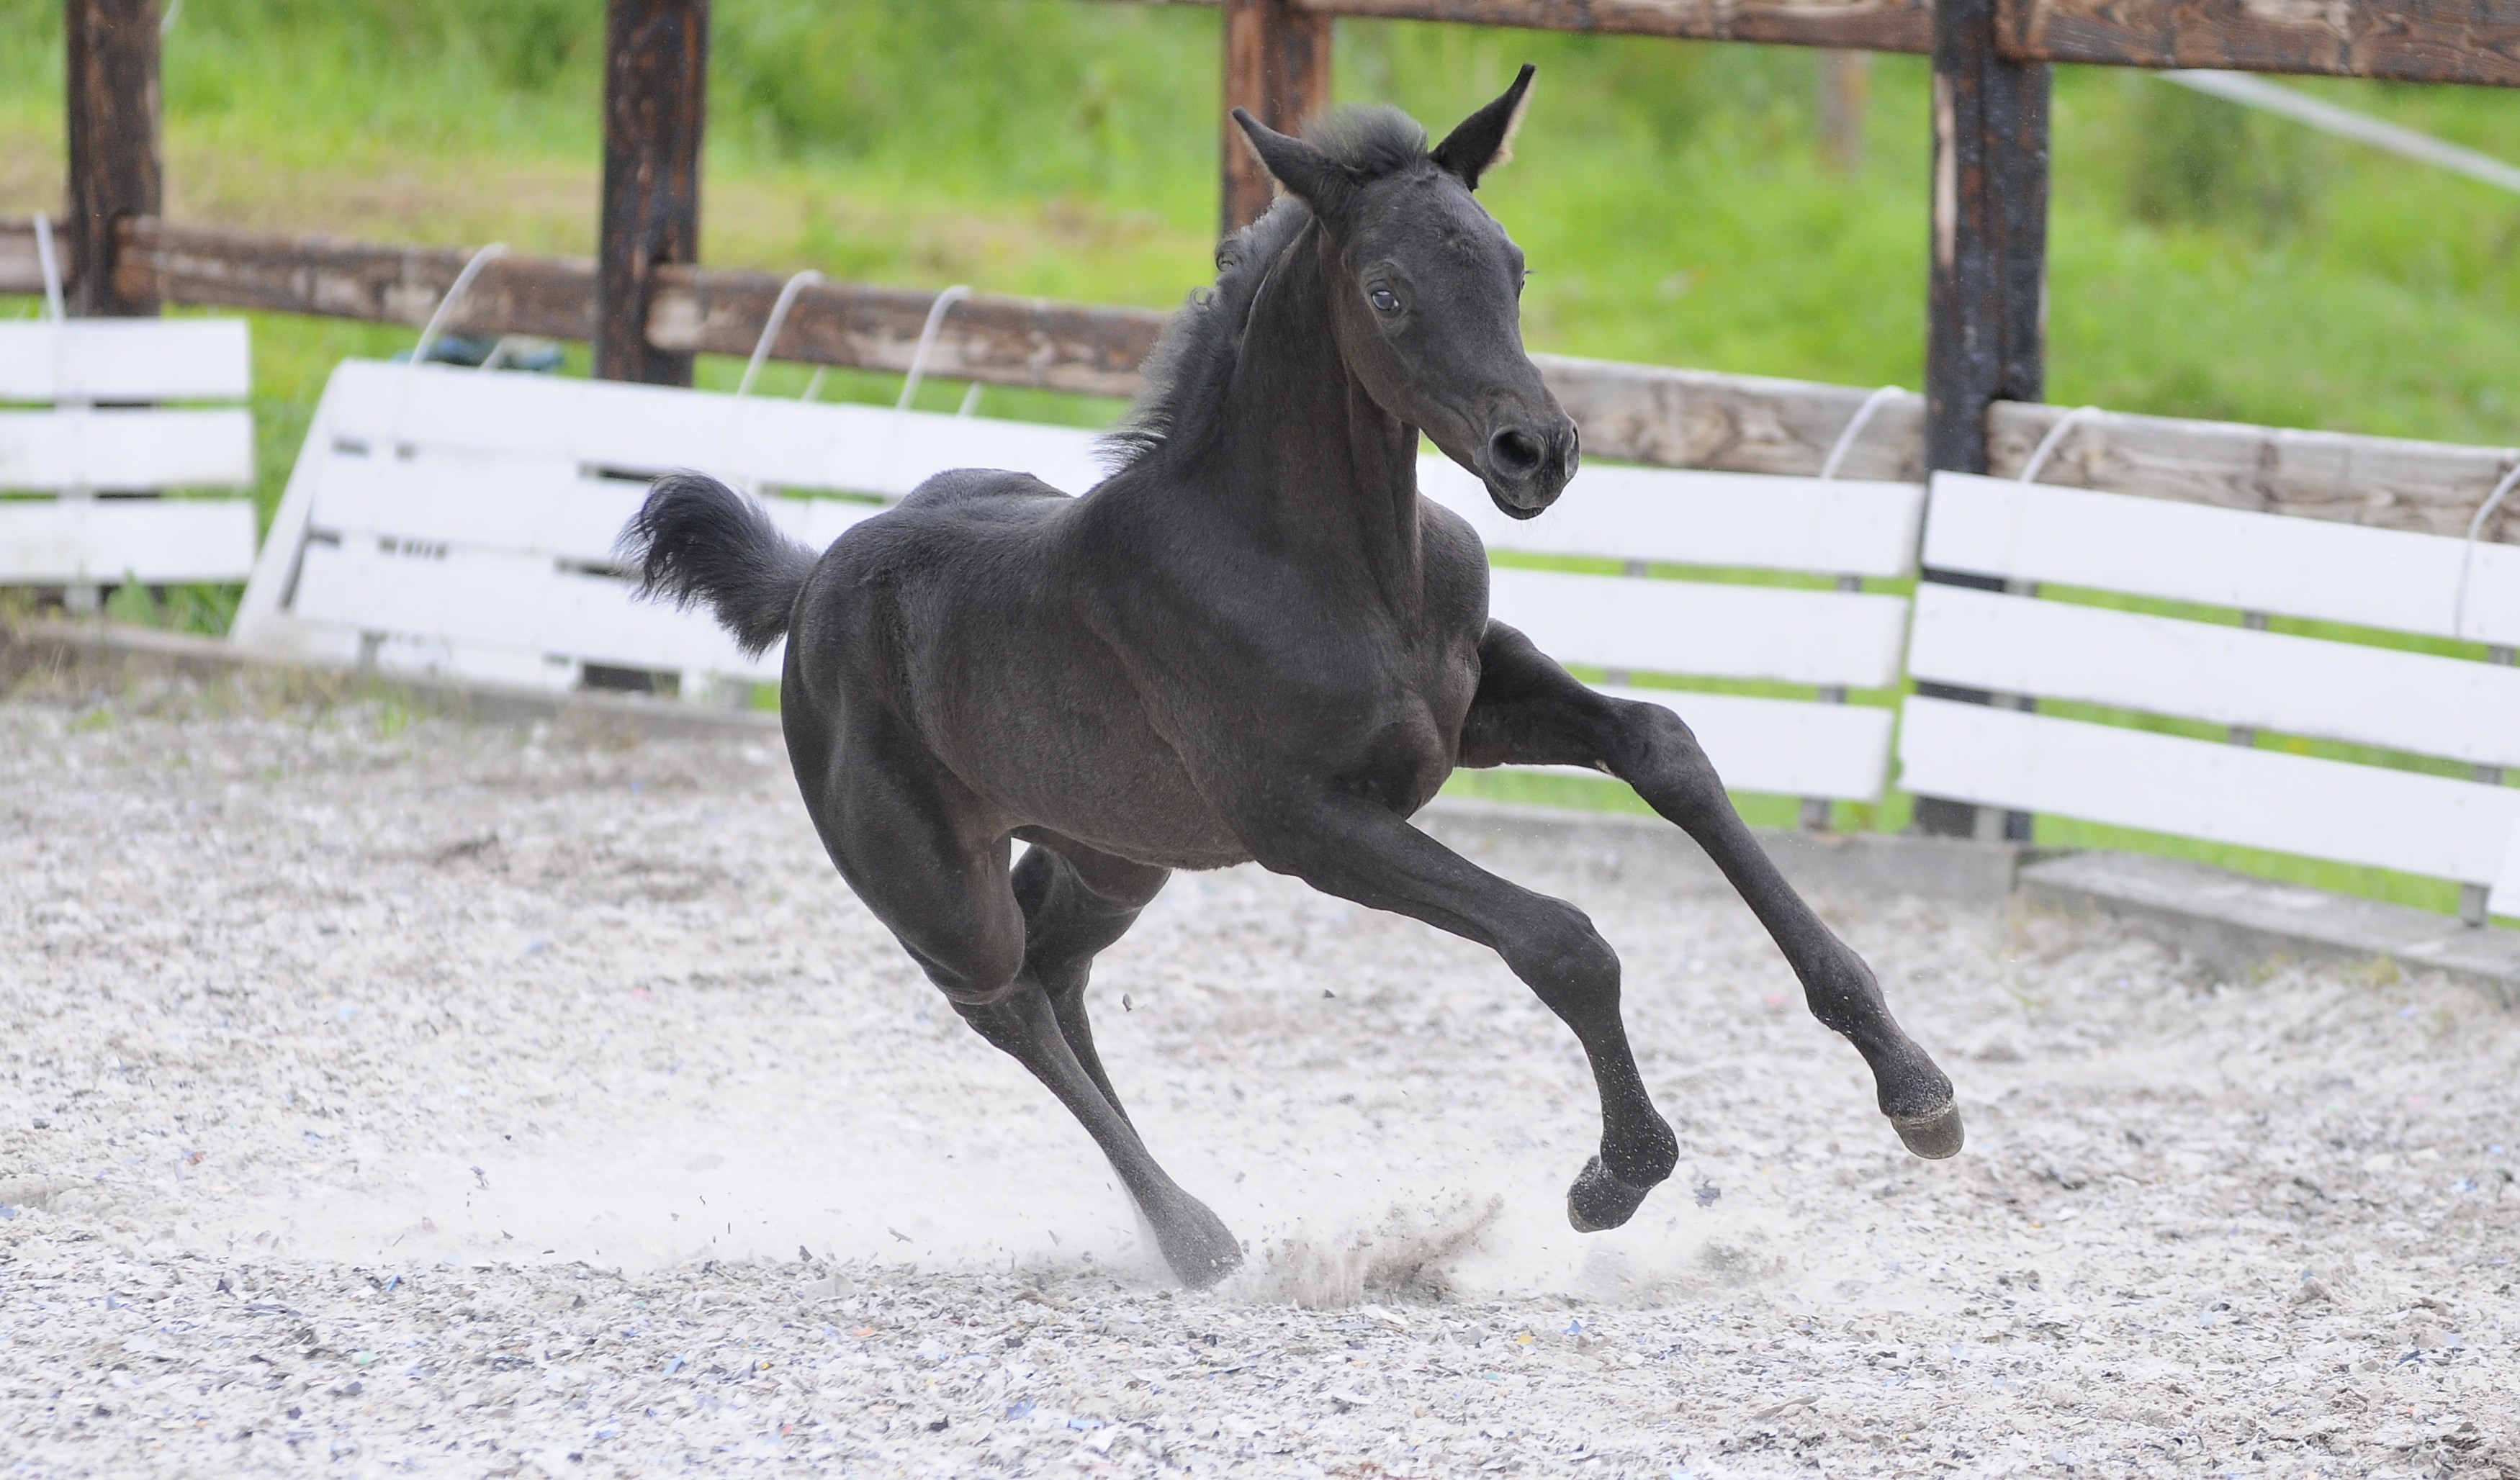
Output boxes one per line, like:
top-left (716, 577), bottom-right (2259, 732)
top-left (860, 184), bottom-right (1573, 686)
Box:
top-left (1219, 230), bottom-right (1423, 604)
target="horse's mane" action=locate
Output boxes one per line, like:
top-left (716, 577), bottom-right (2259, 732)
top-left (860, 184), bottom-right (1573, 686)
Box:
top-left (1099, 107), bottom-right (1431, 475)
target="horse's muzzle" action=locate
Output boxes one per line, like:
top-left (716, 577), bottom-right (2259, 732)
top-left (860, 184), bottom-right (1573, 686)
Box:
top-left (1481, 416), bottom-right (1580, 520)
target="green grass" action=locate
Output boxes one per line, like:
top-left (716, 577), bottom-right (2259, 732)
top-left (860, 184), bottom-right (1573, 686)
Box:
top-left (4, 1), bottom-right (2516, 921)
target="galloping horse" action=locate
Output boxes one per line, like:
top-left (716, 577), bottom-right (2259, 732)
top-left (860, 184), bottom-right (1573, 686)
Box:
top-left (624, 69), bottom-right (1961, 1287)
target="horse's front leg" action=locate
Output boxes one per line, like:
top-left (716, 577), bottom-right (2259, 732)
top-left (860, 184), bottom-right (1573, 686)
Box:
top-left (1220, 773), bottom-right (1680, 1232)
top-left (1460, 620), bottom-right (1964, 1160)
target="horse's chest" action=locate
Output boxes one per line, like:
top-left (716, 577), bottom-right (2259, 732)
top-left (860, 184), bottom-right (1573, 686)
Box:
top-left (1338, 638), bottom-right (1482, 811)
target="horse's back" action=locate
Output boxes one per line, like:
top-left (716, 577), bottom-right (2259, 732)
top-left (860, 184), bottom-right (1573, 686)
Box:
top-left (896, 466), bottom-right (1076, 515)
top-left (796, 464), bottom-right (1078, 658)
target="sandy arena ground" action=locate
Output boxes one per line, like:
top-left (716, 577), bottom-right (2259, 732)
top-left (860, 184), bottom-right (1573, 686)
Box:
top-left (1, 667), bottom-right (2516, 1478)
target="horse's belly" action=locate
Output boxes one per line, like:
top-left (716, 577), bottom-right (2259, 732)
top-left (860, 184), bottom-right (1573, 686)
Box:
top-left (1009, 744), bottom-right (1251, 869)
top-left (927, 686), bottom-right (1254, 871)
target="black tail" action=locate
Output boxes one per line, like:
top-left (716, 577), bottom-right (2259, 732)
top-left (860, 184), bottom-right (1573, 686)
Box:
top-left (619, 473), bottom-right (819, 658)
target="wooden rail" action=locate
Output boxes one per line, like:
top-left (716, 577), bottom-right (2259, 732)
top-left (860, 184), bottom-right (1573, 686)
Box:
top-left (1997, 0), bottom-right (2520, 89)
top-left (57, 217), bottom-right (1165, 400)
top-left (6, 215), bottom-right (2509, 548)
top-left (98, 220), bottom-right (600, 342)
top-left (1117, 0), bottom-right (2520, 84)
top-left (1102, 0), bottom-right (1933, 52)
top-left (644, 263), bottom-right (1161, 399)
top-left (1291, 0), bottom-right (1932, 56)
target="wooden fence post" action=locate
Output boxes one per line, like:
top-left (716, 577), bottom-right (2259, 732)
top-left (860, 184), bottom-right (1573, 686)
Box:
top-left (1220, 0), bottom-right (1332, 236)
top-left (65, 0), bottom-right (161, 317)
top-left (1917, 0), bottom-right (2050, 841)
top-left (597, 0), bottom-right (708, 385)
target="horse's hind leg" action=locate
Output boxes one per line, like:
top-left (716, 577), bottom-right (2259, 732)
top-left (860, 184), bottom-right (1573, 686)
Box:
top-left (786, 723), bottom-right (1236, 1286)
top-left (1010, 834), bottom-right (1169, 1123)
top-left (945, 984), bottom-right (1241, 1284)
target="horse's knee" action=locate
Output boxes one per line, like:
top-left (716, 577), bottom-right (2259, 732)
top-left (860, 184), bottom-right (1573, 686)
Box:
top-left (1615, 702), bottom-right (1727, 819)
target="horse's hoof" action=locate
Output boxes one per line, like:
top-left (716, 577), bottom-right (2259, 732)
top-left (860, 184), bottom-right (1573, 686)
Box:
top-left (1169, 1241), bottom-right (1243, 1291)
top-left (1153, 1205), bottom-right (1244, 1290)
top-left (1566, 1155), bottom-right (1656, 1232)
top-left (1889, 1101), bottom-right (1966, 1160)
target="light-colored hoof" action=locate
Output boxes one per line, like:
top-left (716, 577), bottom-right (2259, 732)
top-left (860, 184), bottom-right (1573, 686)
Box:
top-left (1890, 1102), bottom-right (1966, 1160)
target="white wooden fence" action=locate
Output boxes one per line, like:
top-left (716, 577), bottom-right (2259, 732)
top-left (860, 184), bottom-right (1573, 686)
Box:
top-left (232, 358), bottom-right (1102, 695)
top-left (235, 358), bottom-right (1913, 808)
top-left (0, 317), bottom-right (258, 588)
top-left (221, 356), bottom-right (2520, 922)
top-left (1899, 471), bottom-right (2520, 917)
top-left (1419, 461), bottom-right (1920, 806)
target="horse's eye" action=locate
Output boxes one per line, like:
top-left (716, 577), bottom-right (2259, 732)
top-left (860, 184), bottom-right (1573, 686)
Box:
top-left (1368, 286), bottom-right (1401, 315)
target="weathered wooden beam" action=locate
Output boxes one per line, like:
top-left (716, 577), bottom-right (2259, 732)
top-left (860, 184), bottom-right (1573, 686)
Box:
top-left (1999, 0), bottom-right (2520, 87)
top-left (1079, 0), bottom-right (1933, 54)
top-left (110, 219), bottom-right (600, 340)
top-left (1298, 0), bottom-right (1933, 54)
top-left (1923, 0), bottom-right (2051, 838)
top-left (97, 222), bottom-right (1161, 394)
top-left (1927, 0), bottom-right (2048, 475)
top-left (598, 0), bottom-right (709, 384)
top-left (64, 0), bottom-right (162, 317)
top-left (0, 215), bottom-right (77, 297)
top-left (1987, 400), bottom-right (2520, 543)
top-left (1113, 0), bottom-right (2520, 81)
top-left (644, 266), bottom-right (1166, 400)
top-left (1223, 0), bottom-right (1336, 233)
top-left (1533, 355), bottom-right (1930, 481)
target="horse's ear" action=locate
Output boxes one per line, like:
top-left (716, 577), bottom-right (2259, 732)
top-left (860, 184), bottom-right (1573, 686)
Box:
top-left (1431, 64), bottom-right (1536, 190)
top-left (1232, 109), bottom-right (1355, 215)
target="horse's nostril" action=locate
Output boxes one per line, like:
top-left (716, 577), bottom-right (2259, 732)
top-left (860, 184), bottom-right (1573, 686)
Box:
top-left (1490, 428), bottom-right (1543, 476)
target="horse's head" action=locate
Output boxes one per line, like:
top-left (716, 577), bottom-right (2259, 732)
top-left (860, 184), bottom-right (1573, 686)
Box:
top-left (1233, 67), bottom-right (1579, 520)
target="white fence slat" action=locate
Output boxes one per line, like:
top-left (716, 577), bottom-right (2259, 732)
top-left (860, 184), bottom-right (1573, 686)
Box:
top-left (320, 361), bottom-right (757, 473)
top-left (308, 448), bottom-right (623, 561)
top-left (291, 539), bottom-right (780, 683)
top-left (0, 408), bottom-right (256, 491)
top-left (0, 499), bottom-right (258, 582)
top-left (1422, 458), bottom-right (1923, 577)
top-left (1896, 696), bottom-right (2520, 885)
top-left (307, 448), bottom-right (887, 568)
top-left (1489, 564), bottom-right (1910, 687)
top-left (1925, 471), bottom-right (2520, 647)
top-left (2490, 824), bottom-right (2520, 920)
top-left (1908, 583), bottom-right (2520, 770)
top-left (315, 361), bottom-right (1110, 500)
top-left (0, 320), bottom-right (252, 402)
top-left (1604, 686), bottom-right (1893, 800)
